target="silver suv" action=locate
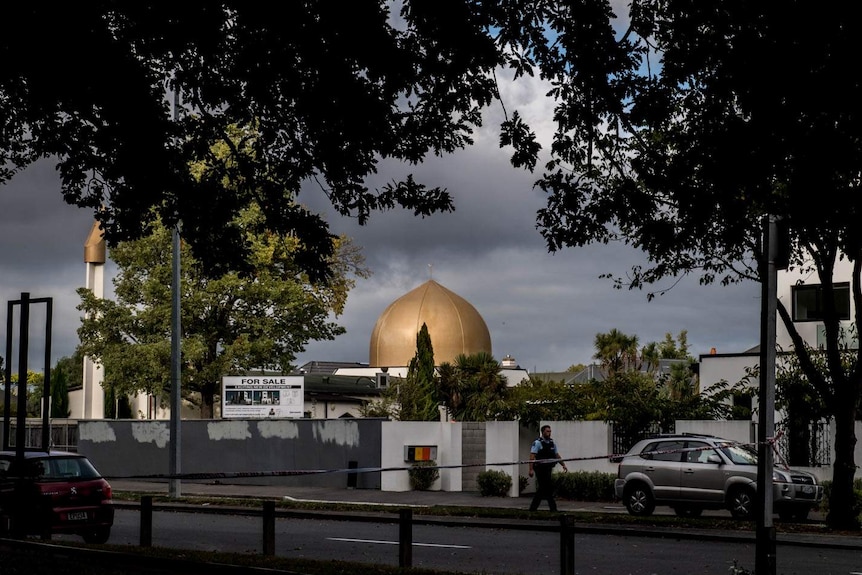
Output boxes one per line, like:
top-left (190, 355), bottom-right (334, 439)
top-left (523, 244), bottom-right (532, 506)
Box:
top-left (613, 433), bottom-right (823, 521)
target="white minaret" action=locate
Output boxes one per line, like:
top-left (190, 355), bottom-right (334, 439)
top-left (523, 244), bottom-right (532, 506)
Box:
top-left (81, 221), bottom-right (106, 419)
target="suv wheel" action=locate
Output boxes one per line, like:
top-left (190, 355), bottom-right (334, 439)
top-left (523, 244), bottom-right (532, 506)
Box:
top-left (623, 483), bottom-right (655, 516)
top-left (728, 487), bottom-right (756, 520)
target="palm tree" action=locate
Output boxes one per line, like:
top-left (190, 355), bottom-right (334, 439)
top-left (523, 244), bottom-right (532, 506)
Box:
top-left (438, 352), bottom-right (507, 421)
top-left (593, 329), bottom-right (640, 376)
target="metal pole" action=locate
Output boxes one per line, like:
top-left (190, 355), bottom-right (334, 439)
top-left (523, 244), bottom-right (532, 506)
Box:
top-left (262, 501), bottom-right (276, 556)
top-left (4, 300), bottom-right (14, 450)
top-left (15, 293), bottom-right (29, 455)
top-left (399, 508), bottom-right (413, 568)
top-left (168, 87), bottom-right (182, 499)
top-left (169, 224), bottom-right (182, 498)
top-left (756, 215), bottom-right (777, 574)
top-left (13, 293), bottom-right (30, 538)
top-left (41, 298), bottom-right (52, 450)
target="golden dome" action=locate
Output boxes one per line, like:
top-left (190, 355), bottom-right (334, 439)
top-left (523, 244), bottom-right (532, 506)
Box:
top-left (369, 280), bottom-right (492, 367)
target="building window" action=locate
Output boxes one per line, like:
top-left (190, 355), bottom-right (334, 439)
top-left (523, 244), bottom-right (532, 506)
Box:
top-left (792, 283), bottom-right (850, 321)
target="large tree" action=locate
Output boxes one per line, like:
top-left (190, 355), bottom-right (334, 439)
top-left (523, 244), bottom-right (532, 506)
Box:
top-left (77, 208), bottom-right (368, 418)
top-left (484, 3), bottom-right (862, 529)
top-left (0, 3), bottom-right (510, 282)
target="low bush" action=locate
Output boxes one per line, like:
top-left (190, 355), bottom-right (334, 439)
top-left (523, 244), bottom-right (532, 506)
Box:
top-left (519, 474), bottom-right (529, 494)
top-left (554, 470), bottom-right (616, 501)
top-left (408, 461), bottom-right (440, 491)
top-left (818, 478), bottom-right (862, 517)
top-left (476, 469), bottom-right (512, 497)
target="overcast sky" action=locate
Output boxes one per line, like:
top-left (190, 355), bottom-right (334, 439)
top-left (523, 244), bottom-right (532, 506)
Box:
top-left (0, 66), bottom-right (762, 376)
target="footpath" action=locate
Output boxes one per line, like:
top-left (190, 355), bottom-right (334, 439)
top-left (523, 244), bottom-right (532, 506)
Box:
top-left (109, 479), bottom-right (862, 550)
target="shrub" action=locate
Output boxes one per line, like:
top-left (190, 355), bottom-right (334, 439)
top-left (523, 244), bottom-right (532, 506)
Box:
top-left (554, 470), bottom-right (616, 501)
top-left (519, 474), bottom-right (529, 494)
top-left (477, 469), bottom-right (513, 497)
top-left (818, 479), bottom-right (862, 518)
top-left (408, 461), bottom-right (439, 491)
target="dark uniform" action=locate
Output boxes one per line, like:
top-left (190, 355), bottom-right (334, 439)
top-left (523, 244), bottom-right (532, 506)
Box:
top-left (529, 435), bottom-right (561, 511)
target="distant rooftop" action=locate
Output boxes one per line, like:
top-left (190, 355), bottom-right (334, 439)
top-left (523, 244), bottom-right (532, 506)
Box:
top-left (293, 361), bottom-right (369, 375)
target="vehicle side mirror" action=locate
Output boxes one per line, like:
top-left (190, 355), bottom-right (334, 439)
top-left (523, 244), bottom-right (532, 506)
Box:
top-left (707, 454), bottom-right (722, 464)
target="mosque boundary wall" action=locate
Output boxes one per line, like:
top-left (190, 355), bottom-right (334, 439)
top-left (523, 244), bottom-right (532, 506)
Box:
top-left (74, 418), bottom-right (836, 494)
top-left (78, 418), bottom-right (384, 489)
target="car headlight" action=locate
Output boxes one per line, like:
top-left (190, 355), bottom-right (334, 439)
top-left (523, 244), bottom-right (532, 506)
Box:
top-left (772, 470), bottom-right (791, 483)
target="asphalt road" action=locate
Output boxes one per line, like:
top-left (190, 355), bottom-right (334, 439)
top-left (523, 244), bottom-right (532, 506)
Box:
top-left (49, 508), bottom-right (862, 575)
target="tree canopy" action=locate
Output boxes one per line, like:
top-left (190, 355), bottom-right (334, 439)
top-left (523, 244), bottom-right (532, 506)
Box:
top-left (506, 3), bottom-right (862, 529)
top-left (0, 3), bottom-right (512, 282)
top-left (77, 208), bottom-right (368, 417)
top-left (5, 1), bottom-right (862, 527)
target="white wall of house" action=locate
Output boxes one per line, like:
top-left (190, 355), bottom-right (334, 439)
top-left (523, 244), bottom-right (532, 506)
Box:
top-left (775, 257), bottom-right (855, 350)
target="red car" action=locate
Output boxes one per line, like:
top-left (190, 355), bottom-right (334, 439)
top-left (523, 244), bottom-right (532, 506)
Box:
top-left (0, 450), bottom-right (114, 543)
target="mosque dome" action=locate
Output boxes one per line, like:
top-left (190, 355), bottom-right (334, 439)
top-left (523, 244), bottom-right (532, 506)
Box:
top-left (369, 280), bottom-right (492, 367)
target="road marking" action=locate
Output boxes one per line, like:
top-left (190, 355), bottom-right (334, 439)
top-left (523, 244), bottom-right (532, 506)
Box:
top-left (327, 537), bottom-right (471, 549)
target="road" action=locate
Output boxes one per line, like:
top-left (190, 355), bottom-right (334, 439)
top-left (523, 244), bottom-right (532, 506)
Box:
top-left (54, 509), bottom-right (862, 575)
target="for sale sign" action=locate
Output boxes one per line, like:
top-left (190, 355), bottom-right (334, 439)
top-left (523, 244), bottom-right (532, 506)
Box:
top-left (221, 376), bottom-right (304, 419)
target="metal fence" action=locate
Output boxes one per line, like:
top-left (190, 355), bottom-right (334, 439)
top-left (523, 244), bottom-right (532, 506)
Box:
top-left (610, 421), bottom-right (674, 456)
top-left (775, 419), bottom-right (831, 467)
top-left (4, 419), bottom-right (78, 452)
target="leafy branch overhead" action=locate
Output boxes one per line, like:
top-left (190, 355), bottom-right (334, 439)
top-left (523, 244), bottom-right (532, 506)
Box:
top-left (0, 4), bottom-right (508, 281)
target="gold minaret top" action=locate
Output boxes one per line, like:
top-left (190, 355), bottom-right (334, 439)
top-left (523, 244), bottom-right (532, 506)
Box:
top-left (84, 221), bottom-right (106, 264)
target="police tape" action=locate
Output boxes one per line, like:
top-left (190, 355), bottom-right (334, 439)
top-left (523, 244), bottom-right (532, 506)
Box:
top-left (107, 435), bottom-right (787, 481)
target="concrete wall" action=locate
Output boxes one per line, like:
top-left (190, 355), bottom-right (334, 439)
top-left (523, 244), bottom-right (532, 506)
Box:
top-left (544, 420), bottom-right (617, 475)
top-left (460, 422), bottom-right (485, 491)
top-left (675, 420), bottom-right (755, 444)
top-left (485, 421), bottom-right (522, 497)
top-left (380, 421), bottom-right (461, 492)
top-left (72, 417), bottom-right (854, 495)
top-left (78, 418), bottom-right (383, 489)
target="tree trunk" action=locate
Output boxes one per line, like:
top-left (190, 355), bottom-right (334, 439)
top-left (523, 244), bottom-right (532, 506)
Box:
top-left (201, 391), bottom-right (215, 419)
top-left (827, 398), bottom-right (859, 529)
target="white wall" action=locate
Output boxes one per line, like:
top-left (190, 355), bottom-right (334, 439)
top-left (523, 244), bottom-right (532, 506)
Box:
top-left (775, 257), bottom-right (855, 350)
top-left (380, 421), bottom-right (461, 492)
top-left (675, 420), bottom-right (755, 444)
top-left (541, 421), bottom-right (617, 474)
top-left (485, 421), bottom-right (521, 497)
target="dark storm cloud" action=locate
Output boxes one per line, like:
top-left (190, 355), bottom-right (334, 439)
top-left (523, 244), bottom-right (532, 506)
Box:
top-left (1, 81), bottom-right (762, 376)
top-left (0, 159), bottom-right (98, 366)
top-left (296, 141), bottom-right (762, 371)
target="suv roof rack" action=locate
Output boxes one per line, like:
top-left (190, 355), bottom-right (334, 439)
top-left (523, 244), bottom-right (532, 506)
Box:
top-left (678, 432), bottom-right (721, 438)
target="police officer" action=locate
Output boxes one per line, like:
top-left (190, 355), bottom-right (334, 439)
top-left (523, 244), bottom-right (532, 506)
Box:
top-left (528, 424), bottom-right (567, 511)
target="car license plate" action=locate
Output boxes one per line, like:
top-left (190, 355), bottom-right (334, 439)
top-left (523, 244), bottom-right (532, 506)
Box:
top-left (67, 511), bottom-right (88, 521)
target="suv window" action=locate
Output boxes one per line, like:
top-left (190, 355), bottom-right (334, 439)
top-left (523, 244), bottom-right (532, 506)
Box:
top-left (640, 440), bottom-right (685, 462)
top-left (685, 441), bottom-right (720, 463)
top-left (719, 443), bottom-right (758, 465)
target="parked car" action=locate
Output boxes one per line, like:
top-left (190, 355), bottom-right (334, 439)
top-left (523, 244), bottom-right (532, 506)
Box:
top-left (613, 433), bottom-right (823, 521)
top-left (0, 450), bottom-right (114, 543)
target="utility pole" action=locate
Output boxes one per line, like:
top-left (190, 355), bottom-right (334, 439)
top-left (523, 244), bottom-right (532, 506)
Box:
top-left (169, 87), bottom-right (182, 498)
top-left (755, 215), bottom-right (779, 574)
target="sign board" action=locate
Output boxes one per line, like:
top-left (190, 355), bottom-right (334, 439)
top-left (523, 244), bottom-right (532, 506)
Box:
top-left (404, 445), bottom-right (438, 462)
top-left (221, 376), bottom-right (304, 419)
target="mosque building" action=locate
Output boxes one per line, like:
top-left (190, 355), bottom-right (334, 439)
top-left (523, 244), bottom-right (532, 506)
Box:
top-left (300, 279), bottom-right (529, 418)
